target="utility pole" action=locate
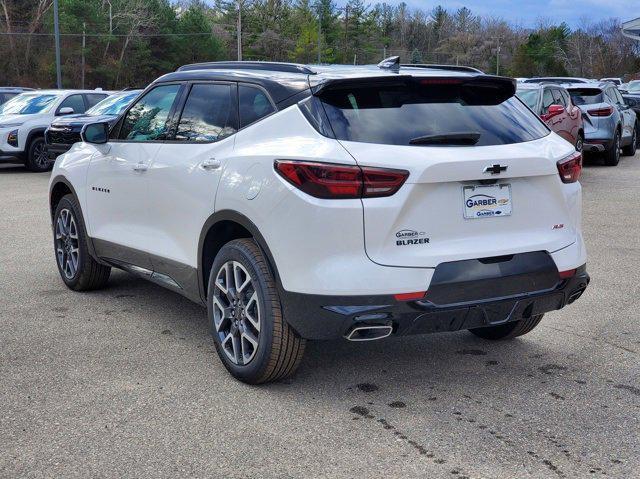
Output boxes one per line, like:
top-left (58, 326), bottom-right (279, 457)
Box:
top-left (81, 22), bottom-right (86, 89)
top-left (317, 11), bottom-right (321, 64)
top-left (53, 0), bottom-right (62, 88)
top-left (496, 38), bottom-right (501, 76)
top-left (237, 0), bottom-right (242, 61)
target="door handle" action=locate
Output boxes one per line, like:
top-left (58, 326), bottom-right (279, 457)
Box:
top-left (132, 162), bottom-right (148, 172)
top-left (200, 158), bottom-right (221, 170)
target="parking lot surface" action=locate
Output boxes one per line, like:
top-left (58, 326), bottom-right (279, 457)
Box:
top-left (1, 153), bottom-right (639, 478)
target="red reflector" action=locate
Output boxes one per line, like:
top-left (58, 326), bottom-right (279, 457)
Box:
top-left (559, 269), bottom-right (576, 279)
top-left (587, 106), bottom-right (613, 117)
top-left (274, 160), bottom-right (408, 199)
top-left (557, 151), bottom-right (582, 184)
top-left (394, 291), bottom-right (426, 301)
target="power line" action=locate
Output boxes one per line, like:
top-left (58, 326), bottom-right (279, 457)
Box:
top-left (0, 31), bottom-right (219, 37)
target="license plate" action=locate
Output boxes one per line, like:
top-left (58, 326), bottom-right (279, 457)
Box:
top-left (463, 184), bottom-right (512, 219)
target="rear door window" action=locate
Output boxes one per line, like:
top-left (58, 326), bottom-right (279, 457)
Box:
top-left (175, 83), bottom-right (237, 142)
top-left (552, 89), bottom-right (566, 107)
top-left (85, 93), bottom-right (108, 109)
top-left (542, 89), bottom-right (555, 114)
top-left (316, 81), bottom-right (549, 146)
top-left (239, 85), bottom-right (275, 128)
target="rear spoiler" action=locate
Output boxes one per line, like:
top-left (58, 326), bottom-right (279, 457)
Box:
top-left (311, 75), bottom-right (517, 105)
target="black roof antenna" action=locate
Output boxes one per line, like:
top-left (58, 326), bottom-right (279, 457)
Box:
top-left (377, 56), bottom-right (400, 71)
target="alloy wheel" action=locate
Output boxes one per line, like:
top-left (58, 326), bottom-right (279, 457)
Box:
top-left (212, 261), bottom-right (261, 365)
top-left (575, 136), bottom-right (583, 152)
top-left (55, 208), bottom-right (80, 279)
top-left (33, 141), bottom-right (50, 170)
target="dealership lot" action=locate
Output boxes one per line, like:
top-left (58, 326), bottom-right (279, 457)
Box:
top-left (1, 154), bottom-right (639, 477)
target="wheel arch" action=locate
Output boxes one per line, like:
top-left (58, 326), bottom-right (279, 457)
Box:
top-left (198, 211), bottom-right (281, 302)
top-left (49, 175), bottom-right (101, 261)
top-left (26, 127), bottom-right (46, 150)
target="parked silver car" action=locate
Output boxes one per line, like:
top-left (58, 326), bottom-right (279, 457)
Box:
top-left (565, 82), bottom-right (637, 166)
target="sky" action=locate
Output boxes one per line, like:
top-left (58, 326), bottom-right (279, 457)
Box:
top-left (337, 0), bottom-right (638, 28)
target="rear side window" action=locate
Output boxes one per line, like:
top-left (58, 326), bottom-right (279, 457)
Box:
top-left (316, 81), bottom-right (549, 146)
top-left (568, 88), bottom-right (603, 105)
top-left (542, 89), bottom-right (555, 114)
top-left (175, 84), bottom-right (236, 142)
top-left (85, 93), bottom-right (107, 109)
top-left (552, 89), bottom-right (566, 107)
top-left (239, 85), bottom-right (275, 128)
top-left (515, 89), bottom-right (539, 111)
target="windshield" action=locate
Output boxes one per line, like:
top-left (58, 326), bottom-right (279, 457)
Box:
top-left (0, 93), bottom-right (60, 115)
top-left (628, 81), bottom-right (640, 93)
top-left (516, 89), bottom-right (539, 110)
top-left (567, 88), bottom-right (603, 105)
top-left (315, 81), bottom-right (549, 147)
top-left (86, 91), bottom-right (140, 116)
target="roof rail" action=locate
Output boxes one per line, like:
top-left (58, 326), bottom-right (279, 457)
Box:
top-left (402, 63), bottom-right (483, 74)
top-left (177, 61), bottom-right (316, 75)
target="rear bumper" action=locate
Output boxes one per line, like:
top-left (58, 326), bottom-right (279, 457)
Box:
top-left (280, 255), bottom-right (589, 340)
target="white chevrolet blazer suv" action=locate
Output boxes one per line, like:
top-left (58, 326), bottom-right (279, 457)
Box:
top-left (48, 60), bottom-right (590, 383)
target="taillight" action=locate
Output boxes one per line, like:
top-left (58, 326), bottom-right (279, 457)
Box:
top-left (557, 151), bottom-right (582, 184)
top-left (587, 106), bottom-right (613, 117)
top-left (274, 160), bottom-right (408, 199)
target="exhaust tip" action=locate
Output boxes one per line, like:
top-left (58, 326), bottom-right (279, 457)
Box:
top-left (345, 324), bottom-right (393, 341)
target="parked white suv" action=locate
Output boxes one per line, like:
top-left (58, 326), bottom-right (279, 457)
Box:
top-left (0, 89), bottom-right (109, 171)
top-left (48, 60), bottom-right (590, 383)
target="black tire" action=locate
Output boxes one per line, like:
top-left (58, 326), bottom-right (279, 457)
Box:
top-left (207, 238), bottom-right (305, 384)
top-left (603, 130), bottom-right (621, 166)
top-left (622, 125), bottom-right (637, 156)
top-left (469, 314), bottom-right (544, 340)
top-left (25, 136), bottom-right (53, 172)
top-left (53, 194), bottom-right (111, 291)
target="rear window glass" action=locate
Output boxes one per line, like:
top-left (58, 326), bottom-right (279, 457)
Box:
top-left (315, 82), bottom-right (549, 146)
top-left (568, 88), bottom-right (603, 105)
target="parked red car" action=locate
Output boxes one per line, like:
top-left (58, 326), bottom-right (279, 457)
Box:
top-left (516, 83), bottom-right (584, 151)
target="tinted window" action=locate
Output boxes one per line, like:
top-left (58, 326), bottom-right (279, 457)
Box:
top-left (0, 92), bottom-right (18, 105)
top-left (568, 88), bottom-right (603, 105)
top-left (85, 93), bottom-right (108, 109)
top-left (239, 85), bottom-right (275, 128)
top-left (119, 84), bottom-right (180, 141)
top-left (58, 94), bottom-right (86, 114)
top-left (175, 84), bottom-right (236, 142)
top-left (317, 82), bottom-right (548, 146)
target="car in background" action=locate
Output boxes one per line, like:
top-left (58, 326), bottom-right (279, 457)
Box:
top-left (620, 80), bottom-right (640, 94)
top-left (600, 77), bottom-right (624, 86)
top-left (46, 89), bottom-right (142, 160)
top-left (566, 82), bottom-right (637, 165)
top-left (516, 83), bottom-right (584, 151)
top-left (622, 94), bottom-right (640, 121)
top-left (0, 89), bottom-right (110, 171)
top-left (524, 77), bottom-right (589, 84)
top-left (0, 87), bottom-right (35, 106)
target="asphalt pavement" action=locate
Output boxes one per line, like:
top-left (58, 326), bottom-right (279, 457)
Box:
top-left (1, 152), bottom-right (639, 478)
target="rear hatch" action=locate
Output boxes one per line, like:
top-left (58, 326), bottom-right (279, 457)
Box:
top-left (315, 75), bottom-right (578, 268)
top-left (567, 87), bottom-right (606, 134)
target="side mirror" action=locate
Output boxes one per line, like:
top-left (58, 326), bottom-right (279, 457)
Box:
top-left (547, 104), bottom-right (565, 117)
top-left (81, 122), bottom-right (109, 144)
top-left (58, 107), bottom-right (75, 116)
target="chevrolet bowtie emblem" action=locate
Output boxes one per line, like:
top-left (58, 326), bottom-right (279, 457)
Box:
top-left (483, 164), bottom-right (508, 175)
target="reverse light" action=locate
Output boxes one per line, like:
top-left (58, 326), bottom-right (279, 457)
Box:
top-left (394, 291), bottom-right (427, 301)
top-left (274, 160), bottom-right (408, 199)
top-left (587, 106), bottom-right (613, 117)
top-left (557, 151), bottom-right (582, 184)
top-left (558, 269), bottom-right (576, 279)
top-left (7, 129), bottom-right (18, 147)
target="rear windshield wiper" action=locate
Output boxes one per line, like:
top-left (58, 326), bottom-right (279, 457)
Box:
top-left (409, 132), bottom-right (481, 146)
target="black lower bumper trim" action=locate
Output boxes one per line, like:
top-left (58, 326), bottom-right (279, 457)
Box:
top-left (280, 263), bottom-right (589, 340)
